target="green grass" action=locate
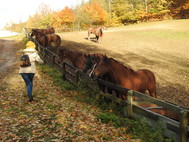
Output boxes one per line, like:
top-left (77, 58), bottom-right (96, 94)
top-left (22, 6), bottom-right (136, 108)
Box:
top-left (40, 64), bottom-right (174, 142)
top-left (135, 30), bottom-right (189, 40)
top-left (39, 64), bottom-right (75, 91)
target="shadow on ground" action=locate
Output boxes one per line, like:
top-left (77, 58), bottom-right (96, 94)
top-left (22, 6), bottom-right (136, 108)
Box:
top-left (57, 39), bottom-right (189, 108)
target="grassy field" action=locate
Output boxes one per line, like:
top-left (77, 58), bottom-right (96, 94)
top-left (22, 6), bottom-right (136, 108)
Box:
top-left (59, 19), bottom-right (189, 108)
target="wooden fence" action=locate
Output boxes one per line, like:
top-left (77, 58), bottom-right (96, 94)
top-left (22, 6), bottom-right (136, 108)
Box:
top-left (30, 35), bottom-right (189, 142)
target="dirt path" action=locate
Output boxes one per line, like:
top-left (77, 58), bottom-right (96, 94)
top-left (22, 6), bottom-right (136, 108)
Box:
top-left (0, 39), bottom-right (18, 73)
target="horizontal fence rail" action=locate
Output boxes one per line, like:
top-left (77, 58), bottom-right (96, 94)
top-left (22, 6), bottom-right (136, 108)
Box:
top-left (28, 33), bottom-right (188, 142)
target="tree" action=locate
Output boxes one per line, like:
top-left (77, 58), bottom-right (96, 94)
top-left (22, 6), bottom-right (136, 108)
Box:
top-left (81, 1), bottom-right (109, 25)
top-left (58, 7), bottom-right (76, 26)
top-left (111, 0), bottom-right (137, 24)
top-left (26, 4), bottom-right (53, 28)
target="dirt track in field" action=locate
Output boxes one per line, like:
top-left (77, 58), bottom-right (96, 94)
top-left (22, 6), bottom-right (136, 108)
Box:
top-left (0, 39), bottom-right (18, 74)
top-left (59, 20), bottom-right (189, 108)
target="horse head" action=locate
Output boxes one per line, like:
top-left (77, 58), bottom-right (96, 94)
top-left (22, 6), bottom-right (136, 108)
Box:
top-left (31, 29), bottom-right (37, 37)
top-left (83, 54), bottom-right (105, 74)
top-left (89, 55), bottom-right (110, 77)
top-left (101, 26), bottom-right (107, 31)
top-left (83, 54), bottom-right (93, 73)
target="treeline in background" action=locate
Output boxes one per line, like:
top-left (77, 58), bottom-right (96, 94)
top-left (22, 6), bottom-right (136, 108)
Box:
top-left (5, 0), bottom-right (189, 33)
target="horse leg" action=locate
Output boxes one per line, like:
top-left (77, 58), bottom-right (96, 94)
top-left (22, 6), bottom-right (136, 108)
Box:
top-left (88, 32), bottom-right (90, 40)
top-left (99, 36), bottom-right (102, 44)
top-left (96, 35), bottom-right (99, 43)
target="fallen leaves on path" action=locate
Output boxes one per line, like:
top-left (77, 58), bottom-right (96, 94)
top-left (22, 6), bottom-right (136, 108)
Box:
top-left (0, 66), bottom-right (139, 142)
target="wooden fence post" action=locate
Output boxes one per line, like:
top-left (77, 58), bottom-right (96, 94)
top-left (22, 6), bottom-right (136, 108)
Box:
top-left (62, 62), bottom-right (66, 80)
top-left (179, 110), bottom-right (188, 142)
top-left (51, 54), bottom-right (56, 67)
top-left (75, 69), bottom-right (79, 84)
top-left (127, 90), bottom-right (133, 118)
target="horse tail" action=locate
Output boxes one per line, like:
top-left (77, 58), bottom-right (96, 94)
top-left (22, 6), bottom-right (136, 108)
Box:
top-left (99, 28), bottom-right (103, 37)
top-left (144, 69), bottom-right (157, 98)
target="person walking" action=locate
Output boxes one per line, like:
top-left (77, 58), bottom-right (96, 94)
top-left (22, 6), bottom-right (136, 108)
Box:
top-left (19, 41), bottom-right (44, 102)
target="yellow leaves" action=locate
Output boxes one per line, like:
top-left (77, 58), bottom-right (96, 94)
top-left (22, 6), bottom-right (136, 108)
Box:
top-left (79, 123), bottom-right (88, 129)
top-left (82, 1), bottom-right (109, 24)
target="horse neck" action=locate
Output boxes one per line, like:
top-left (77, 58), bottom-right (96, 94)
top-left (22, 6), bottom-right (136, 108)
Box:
top-left (108, 59), bottom-right (135, 78)
top-left (67, 51), bottom-right (85, 64)
top-left (91, 28), bottom-right (96, 33)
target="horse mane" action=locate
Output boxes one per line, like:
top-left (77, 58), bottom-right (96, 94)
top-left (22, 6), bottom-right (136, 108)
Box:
top-left (108, 57), bottom-right (135, 73)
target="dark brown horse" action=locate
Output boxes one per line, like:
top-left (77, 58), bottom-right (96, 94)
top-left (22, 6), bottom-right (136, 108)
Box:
top-left (58, 49), bottom-right (89, 70)
top-left (45, 34), bottom-right (61, 47)
top-left (46, 25), bottom-right (55, 34)
top-left (31, 29), bottom-right (47, 49)
top-left (31, 26), bottom-right (55, 35)
top-left (90, 56), bottom-right (157, 99)
top-left (57, 49), bottom-right (104, 72)
top-left (88, 26), bottom-right (106, 43)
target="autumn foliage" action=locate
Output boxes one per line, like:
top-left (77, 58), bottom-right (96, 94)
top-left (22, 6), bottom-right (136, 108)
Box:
top-left (6, 0), bottom-right (189, 32)
top-left (53, 7), bottom-right (76, 27)
top-left (82, 1), bottom-right (108, 25)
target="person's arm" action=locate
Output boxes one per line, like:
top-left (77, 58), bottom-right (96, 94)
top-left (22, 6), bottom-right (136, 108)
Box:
top-left (35, 53), bottom-right (44, 64)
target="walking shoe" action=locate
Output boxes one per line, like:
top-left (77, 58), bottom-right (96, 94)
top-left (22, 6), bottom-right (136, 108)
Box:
top-left (29, 97), bottom-right (33, 102)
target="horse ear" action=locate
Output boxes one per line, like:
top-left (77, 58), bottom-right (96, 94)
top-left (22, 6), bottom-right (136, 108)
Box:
top-left (59, 48), bottom-right (64, 53)
top-left (104, 55), bottom-right (109, 62)
top-left (84, 54), bottom-right (89, 57)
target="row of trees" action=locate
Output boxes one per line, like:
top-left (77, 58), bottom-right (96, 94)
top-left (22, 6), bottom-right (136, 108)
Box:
top-left (6, 0), bottom-right (189, 33)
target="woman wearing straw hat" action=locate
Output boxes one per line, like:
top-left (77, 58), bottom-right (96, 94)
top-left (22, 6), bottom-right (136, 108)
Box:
top-left (19, 41), bottom-right (44, 102)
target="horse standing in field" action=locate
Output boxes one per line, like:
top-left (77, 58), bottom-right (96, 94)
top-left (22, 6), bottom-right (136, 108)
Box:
top-left (88, 26), bottom-right (106, 44)
top-left (90, 55), bottom-right (157, 100)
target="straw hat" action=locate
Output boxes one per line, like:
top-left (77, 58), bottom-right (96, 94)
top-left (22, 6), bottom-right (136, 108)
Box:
top-left (23, 41), bottom-right (36, 52)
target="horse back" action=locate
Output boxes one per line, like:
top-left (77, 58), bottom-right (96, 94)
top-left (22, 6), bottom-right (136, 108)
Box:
top-left (88, 28), bottom-right (96, 34)
top-left (137, 69), bottom-right (156, 83)
top-left (136, 69), bottom-right (156, 97)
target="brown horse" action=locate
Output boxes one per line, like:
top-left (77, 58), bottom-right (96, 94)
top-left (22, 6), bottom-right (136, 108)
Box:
top-left (45, 34), bottom-right (61, 48)
top-left (58, 49), bottom-right (89, 70)
top-left (31, 26), bottom-right (55, 35)
top-left (90, 56), bottom-right (157, 99)
top-left (46, 25), bottom-right (55, 34)
top-left (31, 29), bottom-right (47, 48)
top-left (88, 26), bottom-right (106, 43)
top-left (57, 49), bottom-right (104, 72)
